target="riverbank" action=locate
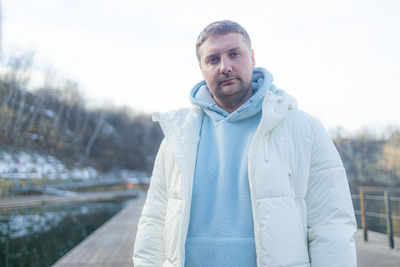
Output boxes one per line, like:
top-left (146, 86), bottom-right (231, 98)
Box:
top-left (0, 191), bottom-right (138, 209)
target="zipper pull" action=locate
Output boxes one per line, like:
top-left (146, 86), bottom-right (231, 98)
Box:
top-left (288, 171), bottom-right (295, 196)
top-left (263, 135), bottom-right (269, 162)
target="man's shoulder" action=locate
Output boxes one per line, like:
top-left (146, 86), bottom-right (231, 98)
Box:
top-left (152, 105), bottom-right (203, 123)
top-left (152, 106), bottom-right (204, 140)
top-left (286, 109), bottom-right (315, 124)
top-left (278, 109), bottom-right (325, 138)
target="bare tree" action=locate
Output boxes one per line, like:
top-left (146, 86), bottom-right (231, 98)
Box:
top-left (84, 112), bottom-right (105, 160)
top-left (380, 132), bottom-right (400, 185)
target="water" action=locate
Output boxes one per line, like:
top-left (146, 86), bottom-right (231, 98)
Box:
top-left (0, 200), bottom-right (126, 267)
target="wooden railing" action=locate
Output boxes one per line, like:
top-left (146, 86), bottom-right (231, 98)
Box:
top-left (352, 186), bottom-right (400, 249)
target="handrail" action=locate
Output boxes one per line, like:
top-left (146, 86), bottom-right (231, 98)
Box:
top-left (354, 210), bottom-right (400, 220)
top-left (352, 194), bottom-right (400, 202)
top-left (351, 188), bottom-right (398, 249)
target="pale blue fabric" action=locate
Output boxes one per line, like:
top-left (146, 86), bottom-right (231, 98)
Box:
top-left (185, 68), bottom-right (276, 267)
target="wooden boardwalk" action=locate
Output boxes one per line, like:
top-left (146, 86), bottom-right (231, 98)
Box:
top-left (355, 229), bottom-right (400, 267)
top-left (51, 194), bottom-right (400, 266)
top-left (53, 193), bottom-right (146, 266)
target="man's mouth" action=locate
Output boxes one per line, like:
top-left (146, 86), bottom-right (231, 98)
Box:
top-left (220, 78), bottom-right (237, 85)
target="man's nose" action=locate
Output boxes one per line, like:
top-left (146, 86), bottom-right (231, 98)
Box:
top-left (220, 57), bottom-right (232, 74)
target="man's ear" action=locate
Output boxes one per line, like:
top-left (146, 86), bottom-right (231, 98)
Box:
top-left (251, 49), bottom-right (255, 67)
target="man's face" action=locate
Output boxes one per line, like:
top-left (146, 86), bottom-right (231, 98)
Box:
top-left (198, 33), bottom-right (255, 112)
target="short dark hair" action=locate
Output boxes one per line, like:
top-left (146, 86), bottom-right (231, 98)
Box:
top-left (195, 20), bottom-right (252, 60)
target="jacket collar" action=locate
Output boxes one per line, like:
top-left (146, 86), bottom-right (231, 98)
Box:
top-left (152, 106), bottom-right (204, 191)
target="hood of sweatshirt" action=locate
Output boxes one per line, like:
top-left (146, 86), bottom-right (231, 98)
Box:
top-left (189, 67), bottom-right (279, 122)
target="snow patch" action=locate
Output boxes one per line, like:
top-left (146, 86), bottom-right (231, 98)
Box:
top-left (0, 151), bottom-right (97, 180)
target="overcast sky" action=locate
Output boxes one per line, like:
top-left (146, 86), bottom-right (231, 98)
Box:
top-left (2, 0), bottom-right (400, 133)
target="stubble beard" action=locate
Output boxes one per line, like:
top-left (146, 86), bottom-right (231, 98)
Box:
top-left (214, 75), bottom-right (253, 111)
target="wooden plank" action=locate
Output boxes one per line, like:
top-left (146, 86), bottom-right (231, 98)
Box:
top-left (53, 193), bottom-right (146, 266)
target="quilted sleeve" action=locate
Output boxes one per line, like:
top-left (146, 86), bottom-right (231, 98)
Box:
top-left (133, 139), bottom-right (168, 266)
top-left (306, 119), bottom-right (357, 267)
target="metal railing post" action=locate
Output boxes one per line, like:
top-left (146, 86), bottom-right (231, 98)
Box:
top-left (384, 191), bottom-right (394, 249)
top-left (360, 188), bottom-right (368, 241)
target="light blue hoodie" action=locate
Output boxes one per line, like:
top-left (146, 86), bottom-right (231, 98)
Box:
top-left (185, 68), bottom-right (276, 267)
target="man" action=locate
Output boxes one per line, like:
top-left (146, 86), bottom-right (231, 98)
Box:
top-left (133, 20), bottom-right (357, 267)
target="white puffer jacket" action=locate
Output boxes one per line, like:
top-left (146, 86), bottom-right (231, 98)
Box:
top-left (133, 90), bottom-right (357, 267)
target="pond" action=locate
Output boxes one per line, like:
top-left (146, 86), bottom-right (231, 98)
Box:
top-left (0, 200), bottom-right (128, 267)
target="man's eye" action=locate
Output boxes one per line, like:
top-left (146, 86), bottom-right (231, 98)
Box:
top-left (231, 52), bottom-right (240, 57)
top-left (207, 57), bottom-right (218, 64)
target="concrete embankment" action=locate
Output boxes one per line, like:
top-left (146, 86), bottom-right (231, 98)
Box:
top-left (0, 190), bottom-right (138, 209)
